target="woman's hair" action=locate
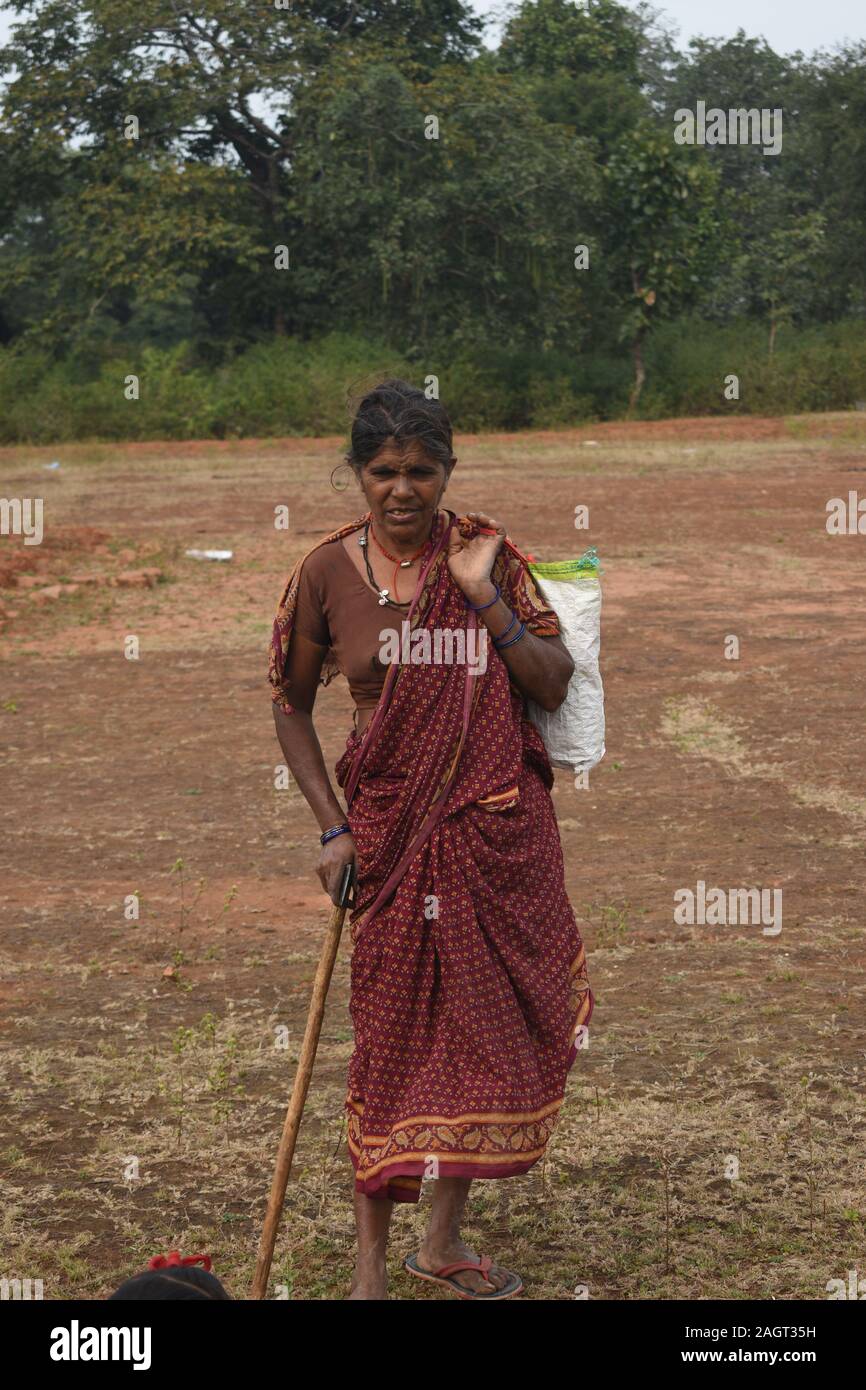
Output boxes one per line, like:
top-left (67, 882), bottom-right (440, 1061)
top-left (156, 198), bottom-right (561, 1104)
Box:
top-left (346, 378), bottom-right (455, 475)
top-left (107, 1266), bottom-right (232, 1300)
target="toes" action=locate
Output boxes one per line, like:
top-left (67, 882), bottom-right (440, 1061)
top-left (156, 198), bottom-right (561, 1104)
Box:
top-left (453, 1265), bottom-right (508, 1294)
top-left (456, 1271), bottom-right (491, 1293)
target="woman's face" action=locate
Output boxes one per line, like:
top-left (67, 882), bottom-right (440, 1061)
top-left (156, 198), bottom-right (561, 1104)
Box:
top-left (360, 438), bottom-right (452, 546)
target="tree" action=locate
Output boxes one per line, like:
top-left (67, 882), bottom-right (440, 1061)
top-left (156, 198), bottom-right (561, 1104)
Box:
top-left (290, 55), bottom-right (601, 349)
top-left (758, 212), bottom-right (827, 356)
top-left (660, 29), bottom-right (813, 324)
top-left (787, 43), bottom-right (866, 315)
top-left (497, 0), bottom-right (648, 148)
top-left (0, 0), bottom-right (483, 341)
top-left (604, 123), bottom-right (721, 410)
top-left (499, 0), bottom-right (641, 79)
top-left (666, 30), bottom-right (794, 195)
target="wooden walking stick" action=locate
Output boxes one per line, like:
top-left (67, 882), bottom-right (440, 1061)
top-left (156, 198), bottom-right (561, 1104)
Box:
top-left (251, 859), bottom-right (355, 1299)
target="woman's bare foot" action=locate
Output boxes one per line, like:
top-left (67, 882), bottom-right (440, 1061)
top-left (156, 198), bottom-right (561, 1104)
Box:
top-left (348, 1256), bottom-right (388, 1299)
top-left (348, 1275), bottom-right (388, 1299)
top-left (349, 1189), bottom-right (393, 1298)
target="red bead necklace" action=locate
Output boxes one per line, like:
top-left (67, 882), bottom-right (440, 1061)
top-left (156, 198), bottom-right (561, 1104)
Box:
top-left (369, 524), bottom-right (427, 603)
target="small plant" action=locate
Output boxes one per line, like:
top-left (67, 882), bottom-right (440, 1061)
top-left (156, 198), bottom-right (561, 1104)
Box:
top-left (200, 1012), bottom-right (244, 1131)
top-left (165, 857), bottom-right (205, 984)
top-left (171, 1025), bottom-right (197, 1144)
top-left (655, 1148), bottom-right (683, 1277)
top-left (214, 884), bottom-right (238, 926)
top-left (801, 1076), bottom-right (819, 1236)
top-left (584, 900), bottom-right (644, 947)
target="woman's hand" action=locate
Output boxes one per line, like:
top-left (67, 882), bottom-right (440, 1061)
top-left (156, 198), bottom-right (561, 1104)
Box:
top-left (317, 831), bottom-right (357, 905)
top-left (447, 511), bottom-right (506, 603)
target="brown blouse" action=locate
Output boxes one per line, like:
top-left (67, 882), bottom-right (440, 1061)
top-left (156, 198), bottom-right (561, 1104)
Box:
top-left (282, 521), bottom-right (560, 714)
top-left (292, 538), bottom-right (412, 710)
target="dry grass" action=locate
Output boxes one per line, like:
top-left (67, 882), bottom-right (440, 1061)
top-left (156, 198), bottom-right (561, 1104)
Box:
top-left (1, 418), bottom-right (864, 1300)
top-left (661, 696), bottom-right (866, 826)
top-left (2, 919), bottom-right (861, 1301)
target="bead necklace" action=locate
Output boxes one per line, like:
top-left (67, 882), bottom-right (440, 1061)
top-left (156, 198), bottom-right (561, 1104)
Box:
top-left (357, 519), bottom-right (427, 608)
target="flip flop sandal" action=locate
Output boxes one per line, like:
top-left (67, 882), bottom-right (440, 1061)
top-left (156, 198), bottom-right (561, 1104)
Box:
top-left (403, 1252), bottom-right (523, 1300)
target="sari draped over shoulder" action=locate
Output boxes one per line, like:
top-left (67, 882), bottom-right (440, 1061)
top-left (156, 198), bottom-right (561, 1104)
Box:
top-left (269, 509), bottom-right (593, 1202)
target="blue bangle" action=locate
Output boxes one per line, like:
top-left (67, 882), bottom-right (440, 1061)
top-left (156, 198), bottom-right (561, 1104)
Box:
top-left (465, 583), bottom-right (500, 612)
top-left (495, 622), bottom-right (526, 651)
top-left (492, 612), bottom-right (519, 646)
top-left (320, 823), bottom-right (351, 846)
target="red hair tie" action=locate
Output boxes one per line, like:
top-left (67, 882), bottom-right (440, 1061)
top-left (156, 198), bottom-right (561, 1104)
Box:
top-left (148, 1250), bottom-right (212, 1272)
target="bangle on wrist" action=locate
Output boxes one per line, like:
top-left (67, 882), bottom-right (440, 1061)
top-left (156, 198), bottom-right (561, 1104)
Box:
top-left (465, 582), bottom-right (500, 612)
top-left (492, 610), bottom-right (519, 646)
top-left (320, 822), bottom-right (351, 846)
top-left (495, 622), bottom-right (527, 651)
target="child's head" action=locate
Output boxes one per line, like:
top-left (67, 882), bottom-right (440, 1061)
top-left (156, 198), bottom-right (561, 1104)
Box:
top-left (108, 1251), bottom-right (231, 1300)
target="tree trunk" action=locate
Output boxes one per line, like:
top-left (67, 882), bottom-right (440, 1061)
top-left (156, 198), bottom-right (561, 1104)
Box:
top-left (768, 316), bottom-right (778, 360)
top-left (268, 156), bottom-right (286, 336)
top-left (215, 110), bottom-right (288, 336)
top-left (628, 332), bottom-right (646, 415)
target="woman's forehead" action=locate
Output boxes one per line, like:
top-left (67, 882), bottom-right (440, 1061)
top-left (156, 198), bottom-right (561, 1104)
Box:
top-left (367, 438), bottom-right (440, 468)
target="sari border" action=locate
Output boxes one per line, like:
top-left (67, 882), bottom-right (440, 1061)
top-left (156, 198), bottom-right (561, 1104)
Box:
top-left (346, 1093), bottom-right (564, 1132)
top-left (348, 1136), bottom-right (556, 1180)
top-left (353, 1158), bottom-right (544, 1202)
top-left (345, 944), bottom-right (594, 1190)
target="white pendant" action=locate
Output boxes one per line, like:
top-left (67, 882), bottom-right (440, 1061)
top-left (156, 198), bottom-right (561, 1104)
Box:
top-left (400, 559), bottom-right (411, 568)
top-left (377, 589), bottom-right (390, 605)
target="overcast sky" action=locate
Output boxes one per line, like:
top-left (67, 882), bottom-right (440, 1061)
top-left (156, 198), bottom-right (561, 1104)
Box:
top-left (0, 1), bottom-right (862, 60)
top-left (477, 0), bottom-right (863, 54)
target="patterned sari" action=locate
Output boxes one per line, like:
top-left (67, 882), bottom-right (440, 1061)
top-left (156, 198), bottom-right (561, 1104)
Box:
top-left (270, 509), bottom-right (593, 1202)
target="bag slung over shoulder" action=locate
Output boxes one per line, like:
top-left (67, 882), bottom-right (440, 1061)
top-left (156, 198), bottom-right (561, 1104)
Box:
top-left (525, 547), bottom-right (605, 776)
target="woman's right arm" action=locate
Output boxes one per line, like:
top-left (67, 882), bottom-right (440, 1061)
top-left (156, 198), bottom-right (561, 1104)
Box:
top-left (273, 629), bottom-right (356, 904)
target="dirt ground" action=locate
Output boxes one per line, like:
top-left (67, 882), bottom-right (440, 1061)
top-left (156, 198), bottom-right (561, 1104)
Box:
top-left (1, 412), bottom-right (864, 1301)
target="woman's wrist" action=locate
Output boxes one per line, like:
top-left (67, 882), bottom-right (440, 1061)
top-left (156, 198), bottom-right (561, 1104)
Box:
top-left (461, 579), bottom-right (524, 645)
top-left (473, 593), bottom-right (518, 641)
top-left (461, 578), bottom-right (497, 607)
top-left (320, 822), bottom-right (352, 846)
top-left (316, 802), bottom-right (349, 835)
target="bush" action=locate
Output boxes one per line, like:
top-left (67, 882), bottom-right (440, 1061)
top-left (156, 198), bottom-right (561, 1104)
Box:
top-left (640, 317), bottom-right (866, 417)
top-left (0, 320), bottom-right (864, 443)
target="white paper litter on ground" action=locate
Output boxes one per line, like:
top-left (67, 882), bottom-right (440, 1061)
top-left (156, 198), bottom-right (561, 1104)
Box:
top-left (525, 552), bottom-right (605, 775)
top-left (185, 549), bottom-right (233, 562)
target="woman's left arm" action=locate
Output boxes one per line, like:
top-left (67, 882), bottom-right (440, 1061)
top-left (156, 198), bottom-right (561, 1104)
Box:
top-left (475, 595), bottom-right (574, 711)
top-left (447, 511), bottom-right (574, 712)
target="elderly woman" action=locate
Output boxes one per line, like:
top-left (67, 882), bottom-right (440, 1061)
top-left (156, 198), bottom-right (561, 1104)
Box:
top-left (269, 380), bottom-right (593, 1300)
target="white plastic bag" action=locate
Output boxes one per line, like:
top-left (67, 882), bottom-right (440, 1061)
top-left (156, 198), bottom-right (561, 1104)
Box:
top-left (525, 551), bottom-right (605, 775)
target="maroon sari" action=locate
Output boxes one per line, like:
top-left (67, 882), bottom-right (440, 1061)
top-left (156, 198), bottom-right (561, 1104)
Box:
top-left (270, 510), bottom-right (593, 1202)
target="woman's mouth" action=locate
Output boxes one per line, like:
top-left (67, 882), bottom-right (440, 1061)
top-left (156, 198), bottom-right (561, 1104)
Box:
top-left (386, 507), bottom-right (418, 519)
